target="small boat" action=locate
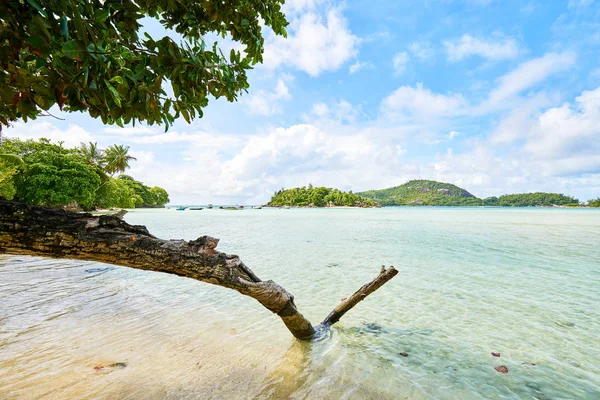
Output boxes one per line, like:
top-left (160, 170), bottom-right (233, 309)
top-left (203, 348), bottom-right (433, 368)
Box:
top-left (189, 207), bottom-right (203, 211)
top-left (253, 206), bottom-right (262, 209)
top-left (207, 204), bottom-right (213, 209)
top-left (176, 206), bottom-right (186, 211)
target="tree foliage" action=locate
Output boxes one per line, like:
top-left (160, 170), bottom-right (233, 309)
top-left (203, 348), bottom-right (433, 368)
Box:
top-left (0, 137), bottom-right (169, 209)
top-left (104, 144), bottom-right (136, 175)
top-left (0, 161), bottom-right (17, 200)
top-left (359, 180), bottom-right (479, 206)
top-left (0, 0), bottom-right (288, 129)
top-left (489, 192), bottom-right (579, 207)
top-left (589, 198), bottom-right (600, 207)
top-left (269, 186), bottom-right (377, 207)
top-left (79, 141), bottom-right (104, 166)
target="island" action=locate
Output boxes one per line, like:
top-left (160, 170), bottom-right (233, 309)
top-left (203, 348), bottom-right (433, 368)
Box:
top-left (267, 185), bottom-right (377, 207)
top-left (358, 180), bottom-right (581, 207)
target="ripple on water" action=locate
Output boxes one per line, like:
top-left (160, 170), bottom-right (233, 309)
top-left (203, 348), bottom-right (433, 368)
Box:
top-left (1, 207), bottom-right (599, 399)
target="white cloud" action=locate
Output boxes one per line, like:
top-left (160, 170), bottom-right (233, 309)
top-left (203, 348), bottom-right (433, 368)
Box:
top-left (408, 41), bottom-right (434, 60)
top-left (242, 78), bottom-right (292, 116)
top-left (381, 83), bottom-right (467, 119)
top-left (392, 52), bottom-right (409, 75)
top-left (444, 34), bottom-right (520, 62)
top-left (349, 60), bottom-right (374, 74)
top-left (306, 100), bottom-right (362, 125)
top-left (104, 126), bottom-right (160, 136)
top-left (5, 121), bottom-right (94, 148)
top-left (483, 51), bottom-right (576, 110)
top-left (263, 8), bottom-right (358, 76)
top-left (523, 87), bottom-right (600, 160)
top-left (568, 0), bottom-right (594, 8)
top-left (283, 0), bottom-right (325, 13)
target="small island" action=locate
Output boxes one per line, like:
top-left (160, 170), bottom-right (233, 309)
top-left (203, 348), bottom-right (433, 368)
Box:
top-left (267, 185), bottom-right (377, 207)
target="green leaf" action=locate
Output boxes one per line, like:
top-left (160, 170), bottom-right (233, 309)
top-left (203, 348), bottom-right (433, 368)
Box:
top-left (180, 108), bottom-right (190, 123)
top-left (109, 76), bottom-right (124, 85)
top-left (62, 40), bottom-right (87, 60)
top-left (95, 9), bottom-right (110, 23)
top-left (26, 0), bottom-right (47, 17)
top-left (0, 154), bottom-right (25, 167)
top-left (104, 81), bottom-right (122, 107)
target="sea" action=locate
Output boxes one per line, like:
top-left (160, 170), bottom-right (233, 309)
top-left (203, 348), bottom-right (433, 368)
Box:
top-left (1, 207), bottom-right (599, 399)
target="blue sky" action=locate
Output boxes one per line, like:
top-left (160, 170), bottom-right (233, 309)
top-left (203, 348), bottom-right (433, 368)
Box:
top-left (7, 0), bottom-right (600, 204)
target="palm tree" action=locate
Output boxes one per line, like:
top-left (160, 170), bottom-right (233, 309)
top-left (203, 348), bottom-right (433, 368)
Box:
top-left (103, 144), bottom-right (137, 176)
top-left (79, 142), bottom-right (104, 166)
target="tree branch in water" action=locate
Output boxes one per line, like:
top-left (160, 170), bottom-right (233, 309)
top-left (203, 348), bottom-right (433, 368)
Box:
top-left (0, 199), bottom-right (397, 340)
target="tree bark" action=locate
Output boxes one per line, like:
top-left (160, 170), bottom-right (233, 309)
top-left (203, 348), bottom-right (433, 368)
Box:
top-left (320, 266), bottom-right (398, 327)
top-left (0, 199), bottom-right (397, 340)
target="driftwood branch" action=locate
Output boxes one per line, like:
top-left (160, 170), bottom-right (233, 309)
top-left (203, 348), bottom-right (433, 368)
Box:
top-left (0, 199), bottom-right (397, 340)
top-left (320, 266), bottom-right (398, 327)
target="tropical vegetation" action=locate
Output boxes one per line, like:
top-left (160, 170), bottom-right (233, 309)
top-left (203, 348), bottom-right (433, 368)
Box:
top-left (483, 193), bottom-right (579, 207)
top-left (359, 180), bottom-right (581, 207)
top-left (359, 180), bottom-right (481, 206)
top-left (0, 137), bottom-right (168, 209)
top-left (588, 198), bottom-right (600, 207)
top-left (0, 0), bottom-right (287, 130)
top-left (268, 185), bottom-right (377, 207)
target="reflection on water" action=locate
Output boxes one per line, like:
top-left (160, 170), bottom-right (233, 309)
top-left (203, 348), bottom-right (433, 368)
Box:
top-left (1, 207), bottom-right (600, 399)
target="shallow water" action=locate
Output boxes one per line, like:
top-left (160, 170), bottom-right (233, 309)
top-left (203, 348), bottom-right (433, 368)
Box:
top-left (1, 207), bottom-right (599, 399)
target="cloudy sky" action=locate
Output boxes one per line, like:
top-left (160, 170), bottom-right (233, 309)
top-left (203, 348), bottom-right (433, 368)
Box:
top-left (6, 0), bottom-right (600, 204)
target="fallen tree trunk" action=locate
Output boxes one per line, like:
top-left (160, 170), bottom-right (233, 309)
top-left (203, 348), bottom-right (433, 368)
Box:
top-left (0, 199), bottom-right (397, 340)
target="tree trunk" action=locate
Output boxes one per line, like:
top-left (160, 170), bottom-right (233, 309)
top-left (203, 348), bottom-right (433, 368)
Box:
top-left (0, 199), bottom-right (397, 340)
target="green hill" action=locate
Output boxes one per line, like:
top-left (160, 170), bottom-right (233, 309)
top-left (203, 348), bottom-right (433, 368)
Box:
top-left (268, 186), bottom-right (377, 207)
top-left (358, 180), bottom-right (481, 206)
top-left (359, 180), bottom-right (581, 207)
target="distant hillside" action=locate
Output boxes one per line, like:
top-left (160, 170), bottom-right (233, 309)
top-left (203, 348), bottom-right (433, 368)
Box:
top-left (358, 180), bottom-right (480, 206)
top-left (268, 186), bottom-right (377, 207)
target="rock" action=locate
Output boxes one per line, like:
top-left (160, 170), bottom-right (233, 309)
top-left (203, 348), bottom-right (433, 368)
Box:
top-left (494, 365), bottom-right (509, 374)
top-left (399, 352), bottom-right (409, 357)
top-left (492, 352), bottom-right (501, 357)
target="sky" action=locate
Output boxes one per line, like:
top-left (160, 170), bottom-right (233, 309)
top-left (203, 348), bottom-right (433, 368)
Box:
top-left (6, 0), bottom-right (600, 204)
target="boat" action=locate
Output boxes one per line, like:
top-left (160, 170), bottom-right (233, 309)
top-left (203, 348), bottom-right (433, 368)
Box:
top-left (176, 206), bottom-right (186, 211)
top-left (207, 204), bottom-right (213, 209)
top-left (253, 206), bottom-right (262, 209)
top-left (189, 207), bottom-right (203, 210)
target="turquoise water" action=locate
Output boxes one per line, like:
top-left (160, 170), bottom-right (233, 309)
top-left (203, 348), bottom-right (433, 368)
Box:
top-left (1, 207), bottom-right (599, 399)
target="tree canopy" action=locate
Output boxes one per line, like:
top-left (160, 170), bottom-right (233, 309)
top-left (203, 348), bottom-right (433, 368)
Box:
top-left (0, 0), bottom-right (288, 130)
top-left (0, 137), bottom-right (169, 209)
top-left (359, 180), bottom-right (480, 206)
top-left (588, 198), bottom-right (600, 207)
top-left (269, 186), bottom-right (378, 208)
top-left (486, 192), bottom-right (579, 207)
